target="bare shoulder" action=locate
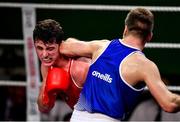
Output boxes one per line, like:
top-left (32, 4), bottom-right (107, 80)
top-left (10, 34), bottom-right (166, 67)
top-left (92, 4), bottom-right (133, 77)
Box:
top-left (129, 53), bottom-right (157, 67)
top-left (121, 52), bottom-right (158, 85)
top-left (136, 53), bottom-right (158, 71)
top-left (129, 52), bottom-right (160, 80)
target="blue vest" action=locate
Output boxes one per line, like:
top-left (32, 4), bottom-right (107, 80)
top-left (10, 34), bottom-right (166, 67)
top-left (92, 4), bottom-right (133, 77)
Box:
top-left (75, 39), bottom-right (145, 120)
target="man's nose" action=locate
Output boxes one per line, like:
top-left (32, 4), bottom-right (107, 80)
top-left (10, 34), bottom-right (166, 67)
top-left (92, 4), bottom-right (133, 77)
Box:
top-left (42, 50), bottom-right (48, 57)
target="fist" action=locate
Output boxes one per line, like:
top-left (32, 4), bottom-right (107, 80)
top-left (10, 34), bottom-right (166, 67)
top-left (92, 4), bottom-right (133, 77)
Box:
top-left (46, 67), bottom-right (71, 94)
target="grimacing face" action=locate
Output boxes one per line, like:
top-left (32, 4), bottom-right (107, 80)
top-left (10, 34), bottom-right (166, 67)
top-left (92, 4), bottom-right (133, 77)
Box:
top-left (34, 40), bottom-right (60, 67)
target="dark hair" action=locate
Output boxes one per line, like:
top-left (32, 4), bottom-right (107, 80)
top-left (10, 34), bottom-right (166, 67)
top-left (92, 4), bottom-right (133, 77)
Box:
top-left (33, 19), bottom-right (64, 44)
top-left (125, 8), bottom-right (154, 40)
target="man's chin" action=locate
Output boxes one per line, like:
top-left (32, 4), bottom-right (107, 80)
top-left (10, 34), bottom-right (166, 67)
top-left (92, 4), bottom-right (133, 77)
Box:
top-left (42, 62), bottom-right (53, 67)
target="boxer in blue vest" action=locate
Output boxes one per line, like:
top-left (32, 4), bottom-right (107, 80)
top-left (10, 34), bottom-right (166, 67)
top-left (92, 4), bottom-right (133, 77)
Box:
top-left (60, 8), bottom-right (180, 122)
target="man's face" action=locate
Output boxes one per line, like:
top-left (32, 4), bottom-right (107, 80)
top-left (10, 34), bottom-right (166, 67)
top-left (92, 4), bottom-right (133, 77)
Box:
top-left (34, 40), bottom-right (59, 67)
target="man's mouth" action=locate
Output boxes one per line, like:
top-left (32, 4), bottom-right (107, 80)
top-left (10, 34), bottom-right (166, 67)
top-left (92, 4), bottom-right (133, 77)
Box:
top-left (42, 58), bottom-right (52, 63)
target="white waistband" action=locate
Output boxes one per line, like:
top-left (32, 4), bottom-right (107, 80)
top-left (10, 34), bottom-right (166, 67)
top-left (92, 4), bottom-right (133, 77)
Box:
top-left (70, 109), bottom-right (120, 122)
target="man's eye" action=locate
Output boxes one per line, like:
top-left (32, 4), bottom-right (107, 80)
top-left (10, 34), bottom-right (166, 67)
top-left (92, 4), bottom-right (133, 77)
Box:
top-left (47, 47), bottom-right (55, 51)
top-left (37, 46), bottom-right (43, 50)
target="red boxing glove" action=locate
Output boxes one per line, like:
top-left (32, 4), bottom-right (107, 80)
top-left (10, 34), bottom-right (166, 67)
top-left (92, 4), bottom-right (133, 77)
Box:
top-left (41, 67), bottom-right (71, 111)
top-left (39, 88), bottom-right (56, 113)
top-left (46, 67), bottom-right (71, 94)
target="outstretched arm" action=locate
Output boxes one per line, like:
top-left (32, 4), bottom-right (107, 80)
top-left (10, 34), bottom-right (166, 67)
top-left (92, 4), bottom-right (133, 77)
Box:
top-left (140, 57), bottom-right (180, 112)
top-left (60, 37), bottom-right (109, 58)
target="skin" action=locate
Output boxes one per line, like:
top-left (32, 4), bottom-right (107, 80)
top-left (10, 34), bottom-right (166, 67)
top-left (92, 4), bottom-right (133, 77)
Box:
top-left (60, 26), bottom-right (180, 113)
top-left (35, 39), bottom-right (90, 112)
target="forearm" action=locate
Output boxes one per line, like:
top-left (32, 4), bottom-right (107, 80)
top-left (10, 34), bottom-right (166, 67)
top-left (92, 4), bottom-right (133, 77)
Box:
top-left (60, 37), bottom-right (109, 58)
top-left (60, 38), bottom-right (92, 57)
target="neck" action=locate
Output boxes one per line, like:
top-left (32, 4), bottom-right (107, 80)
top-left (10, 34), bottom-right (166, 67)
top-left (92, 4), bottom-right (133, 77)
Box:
top-left (122, 35), bottom-right (145, 51)
top-left (54, 55), bottom-right (71, 69)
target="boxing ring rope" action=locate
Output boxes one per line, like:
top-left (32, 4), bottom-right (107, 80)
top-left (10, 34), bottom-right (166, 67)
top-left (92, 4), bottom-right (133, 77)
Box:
top-left (0, 39), bottom-right (24, 45)
top-left (1, 2), bottom-right (180, 12)
top-left (146, 43), bottom-right (180, 49)
top-left (1, 39), bottom-right (180, 48)
top-left (0, 80), bottom-right (26, 87)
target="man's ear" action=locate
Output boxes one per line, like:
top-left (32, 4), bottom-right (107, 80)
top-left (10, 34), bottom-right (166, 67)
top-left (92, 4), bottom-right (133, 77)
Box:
top-left (123, 25), bottom-right (128, 38)
top-left (146, 32), bottom-right (153, 42)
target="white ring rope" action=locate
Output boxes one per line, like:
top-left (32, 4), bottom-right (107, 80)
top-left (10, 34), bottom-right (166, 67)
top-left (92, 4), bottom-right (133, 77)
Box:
top-left (0, 80), bottom-right (26, 87)
top-left (0, 39), bottom-right (24, 45)
top-left (1, 39), bottom-right (180, 49)
top-left (145, 42), bottom-right (180, 49)
top-left (145, 86), bottom-right (180, 92)
top-left (0, 2), bottom-right (180, 12)
top-left (0, 80), bottom-right (179, 92)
